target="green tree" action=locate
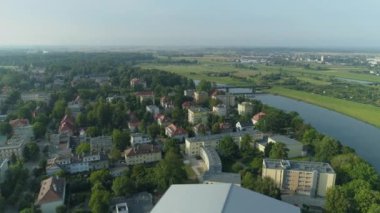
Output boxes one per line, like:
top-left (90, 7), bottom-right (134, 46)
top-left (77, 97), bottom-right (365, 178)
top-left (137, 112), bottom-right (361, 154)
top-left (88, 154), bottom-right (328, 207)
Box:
top-left (56, 205), bottom-right (67, 213)
top-left (0, 122), bottom-right (12, 138)
top-left (112, 176), bottom-right (134, 196)
top-left (325, 186), bottom-right (352, 213)
top-left (196, 80), bottom-right (212, 92)
top-left (89, 169), bottom-right (112, 187)
top-left (112, 129), bottom-right (130, 151)
top-left (32, 122), bottom-right (46, 139)
top-left (315, 136), bottom-right (341, 162)
top-left (89, 183), bottom-right (111, 213)
top-left (52, 100), bottom-right (66, 120)
top-left (269, 143), bottom-right (288, 159)
top-left (217, 136), bottom-right (239, 160)
top-left (23, 143), bottom-right (40, 162)
top-left (147, 123), bottom-right (160, 139)
top-left (155, 149), bottom-right (186, 191)
top-left (75, 143), bottom-right (90, 156)
top-left (242, 172), bottom-right (281, 199)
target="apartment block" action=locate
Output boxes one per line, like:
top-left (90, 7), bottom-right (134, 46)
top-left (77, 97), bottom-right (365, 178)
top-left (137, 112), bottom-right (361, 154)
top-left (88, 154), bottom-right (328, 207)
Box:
top-left (262, 159), bottom-right (336, 197)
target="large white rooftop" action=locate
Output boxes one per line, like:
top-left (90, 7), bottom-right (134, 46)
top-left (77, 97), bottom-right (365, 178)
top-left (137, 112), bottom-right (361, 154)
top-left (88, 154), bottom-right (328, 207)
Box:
top-left (151, 184), bottom-right (300, 213)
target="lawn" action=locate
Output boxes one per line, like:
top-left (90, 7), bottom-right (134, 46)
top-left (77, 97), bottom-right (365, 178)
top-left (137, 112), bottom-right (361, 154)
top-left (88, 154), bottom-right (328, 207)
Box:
top-left (268, 87), bottom-right (380, 127)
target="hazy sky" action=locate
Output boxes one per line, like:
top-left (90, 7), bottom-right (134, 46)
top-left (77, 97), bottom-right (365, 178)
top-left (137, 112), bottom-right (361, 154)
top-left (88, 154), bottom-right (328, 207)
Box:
top-left (1, 0), bottom-right (379, 47)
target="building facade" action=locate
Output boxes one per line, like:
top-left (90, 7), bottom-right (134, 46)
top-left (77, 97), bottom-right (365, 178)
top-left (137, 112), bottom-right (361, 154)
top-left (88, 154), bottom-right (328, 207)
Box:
top-left (124, 144), bottom-right (161, 165)
top-left (237, 102), bottom-right (253, 115)
top-left (262, 159), bottom-right (336, 197)
top-left (188, 107), bottom-right (209, 125)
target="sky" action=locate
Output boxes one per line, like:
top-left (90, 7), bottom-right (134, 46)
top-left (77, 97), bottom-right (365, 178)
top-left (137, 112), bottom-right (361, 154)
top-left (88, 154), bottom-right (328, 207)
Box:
top-left (0, 0), bottom-right (380, 48)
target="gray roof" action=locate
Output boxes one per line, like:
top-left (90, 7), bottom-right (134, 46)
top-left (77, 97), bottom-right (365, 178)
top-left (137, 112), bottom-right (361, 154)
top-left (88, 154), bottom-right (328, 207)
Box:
top-left (269, 135), bottom-right (302, 146)
top-left (263, 159), bottom-right (335, 174)
top-left (151, 184), bottom-right (300, 213)
top-left (203, 172), bottom-right (241, 185)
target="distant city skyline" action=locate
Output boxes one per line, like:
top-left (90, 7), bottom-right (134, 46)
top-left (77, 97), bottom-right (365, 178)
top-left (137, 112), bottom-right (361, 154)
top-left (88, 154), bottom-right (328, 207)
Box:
top-left (1, 0), bottom-right (380, 48)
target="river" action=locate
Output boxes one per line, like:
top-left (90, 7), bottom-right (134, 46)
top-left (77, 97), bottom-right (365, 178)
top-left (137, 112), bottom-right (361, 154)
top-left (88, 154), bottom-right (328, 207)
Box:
top-left (255, 94), bottom-right (380, 171)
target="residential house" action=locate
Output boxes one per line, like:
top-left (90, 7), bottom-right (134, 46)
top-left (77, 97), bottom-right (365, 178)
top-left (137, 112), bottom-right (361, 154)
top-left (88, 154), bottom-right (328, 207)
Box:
top-left (181, 101), bottom-right (193, 110)
top-left (160, 96), bottom-right (174, 110)
top-left (252, 112), bottom-right (266, 125)
top-left (9, 118), bottom-right (33, 141)
top-left (184, 89), bottom-right (195, 97)
top-left (124, 144), bottom-right (162, 165)
top-left (130, 133), bottom-right (152, 146)
top-left (59, 115), bottom-right (75, 135)
top-left (165, 124), bottom-right (187, 140)
top-left (193, 123), bottom-right (210, 136)
top-left (35, 176), bottom-right (66, 213)
top-left (146, 105), bottom-right (160, 117)
top-left (188, 107), bottom-right (209, 125)
top-left (67, 96), bottom-right (82, 118)
top-left (262, 159), bottom-right (336, 197)
top-left (135, 91), bottom-right (155, 104)
top-left (130, 78), bottom-right (147, 89)
top-left (128, 120), bottom-right (140, 132)
top-left (155, 114), bottom-right (170, 127)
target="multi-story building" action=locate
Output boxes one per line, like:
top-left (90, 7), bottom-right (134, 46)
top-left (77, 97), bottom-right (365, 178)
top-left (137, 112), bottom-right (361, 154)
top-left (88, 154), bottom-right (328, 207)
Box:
top-left (212, 104), bottom-right (227, 117)
top-left (211, 91), bottom-right (236, 107)
top-left (188, 107), bottom-right (209, 125)
top-left (185, 129), bottom-right (263, 156)
top-left (262, 159), bottom-right (336, 197)
top-left (238, 102), bottom-right (254, 116)
top-left (237, 102), bottom-right (254, 116)
top-left (130, 133), bottom-right (152, 146)
top-left (124, 144), bottom-right (161, 165)
top-left (21, 92), bottom-right (50, 103)
top-left (194, 91), bottom-right (208, 104)
top-left (0, 138), bottom-right (24, 160)
top-left (89, 136), bottom-right (112, 153)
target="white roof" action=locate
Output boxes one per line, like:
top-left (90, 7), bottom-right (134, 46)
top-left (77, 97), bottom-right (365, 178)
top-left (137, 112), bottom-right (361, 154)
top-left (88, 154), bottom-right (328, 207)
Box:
top-left (151, 184), bottom-right (300, 213)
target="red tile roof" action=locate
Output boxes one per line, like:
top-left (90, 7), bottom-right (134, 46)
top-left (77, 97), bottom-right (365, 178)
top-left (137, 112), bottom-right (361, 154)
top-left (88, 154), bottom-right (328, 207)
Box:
top-left (9, 119), bottom-right (30, 128)
top-left (166, 124), bottom-right (187, 136)
top-left (252, 112), bottom-right (266, 122)
top-left (35, 176), bottom-right (66, 205)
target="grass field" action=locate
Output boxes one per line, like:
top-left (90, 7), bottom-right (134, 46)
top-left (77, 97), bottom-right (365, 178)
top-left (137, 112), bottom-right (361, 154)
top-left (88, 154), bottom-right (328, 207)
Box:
top-left (268, 87), bottom-right (380, 127)
top-left (141, 56), bottom-right (380, 127)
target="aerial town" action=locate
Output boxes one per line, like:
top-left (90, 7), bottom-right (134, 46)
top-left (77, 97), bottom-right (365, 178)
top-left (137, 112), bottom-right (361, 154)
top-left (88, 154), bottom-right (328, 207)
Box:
top-left (0, 50), bottom-right (378, 213)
